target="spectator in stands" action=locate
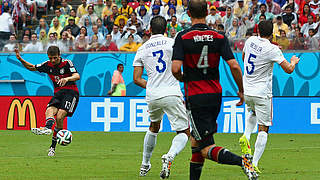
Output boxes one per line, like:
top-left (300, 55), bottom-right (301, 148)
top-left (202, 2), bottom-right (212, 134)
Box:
top-left (51, 9), bottom-right (66, 28)
top-left (83, 16), bottom-right (93, 36)
top-left (126, 11), bottom-right (144, 34)
top-left (165, 5), bottom-right (176, 21)
top-left (87, 34), bottom-right (101, 51)
top-left (111, 24), bottom-right (121, 44)
top-left (222, 6), bottom-right (235, 32)
top-left (248, 0), bottom-right (261, 20)
top-left (226, 18), bottom-right (242, 40)
top-left (266, 0), bottom-right (282, 15)
top-left (141, 30), bottom-right (150, 43)
top-left (169, 28), bottom-right (177, 38)
top-left (167, 15), bottom-right (182, 37)
top-left (0, 6), bottom-right (14, 49)
top-left (12, 0), bottom-right (29, 28)
top-left (150, 0), bottom-right (165, 17)
top-left (301, 14), bottom-right (318, 37)
top-left (273, 0), bottom-right (287, 8)
top-left (306, 28), bottom-right (319, 49)
top-left (77, 0), bottom-right (89, 18)
top-left (128, 0), bottom-right (140, 10)
top-left (48, 18), bottom-right (63, 39)
top-left (96, 18), bottom-right (108, 37)
top-left (1, 0), bottom-right (13, 14)
top-left (291, 30), bottom-right (305, 49)
top-left (299, 4), bottom-right (316, 26)
top-left (23, 28), bottom-right (32, 39)
top-left (95, 0), bottom-right (105, 18)
top-left (206, 6), bottom-right (222, 26)
top-left (118, 0), bottom-right (133, 18)
top-left (60, 0), bottom-right (72, 16)
top-left (3, 34), bottom-right (17, 52)
top-left (114, 14), bottom-right (128, 29)
top-left (273, 15), bottom-right (289, 36)
top-left (20, 34), bottom-right (30, 50)
top-left (23, 33), bottom-right (43, 52)
top-left (39, 29), bottom-right (48, 47)
top-left (217, 24), bottom-right (225, 32)
top-left (46, 32), bottom-right (58, 50)
top-left (309, 0), bottom-right (320, 15)
top-left (62, 17), bottom-right (80, 38)
top-left (119, 34), bottom-right (141, 51)
top-left (90, 24), bottom-right (105, 44)
top-left (102, 0), bottom-right (117, 19)
top-left (238, 16), bottom-right (254, 37)
top-left (281, 5), bottom-right (298, 26)
top-left (35, 18), bottom-right (49, 37)
top-left (99, 34), bottom-right (119, 51)
top-left (150, 4), bottom-right (161, 19)
top-left (80, 5), bottom-right (98, 27)
top-left (25, 0), bottom-right (38, 21)
top-left (254, 4), bottom-right (275, 23)
top-left (105, 5), bottom-right (118, 33)
top-left (233, 0), bottom-right (249, 19)
top-left (75, 33), bottom-right (89, 51)
top-left (176, 0), bottom-right (188, 16)
top-left (276, 29), bottom-right (290, 49)
top-left (57, 31), bottom-right (73, 52)
top-left (48, 0), bottom-right (61, 11)
top-left (76, 26), bottom-right (89, 41)
top-left (66, 9), bottom-right (80, 26)
top-left (135, 0), bottom-right (150, 15)
top-left (137, 6), bottom-right (150, 30)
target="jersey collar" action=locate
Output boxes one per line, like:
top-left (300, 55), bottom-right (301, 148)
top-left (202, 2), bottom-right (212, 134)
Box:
top-left (150, 34), bottom-right (164, 39)
top-left (192, 23), bottom-right (210, 29)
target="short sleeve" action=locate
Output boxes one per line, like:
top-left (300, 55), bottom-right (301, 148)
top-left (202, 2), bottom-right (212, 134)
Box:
top-left (270, 46), bottom-right (286, 64)
top-left (35, 61), bottom-right (47, 73)
top-left (220, 35), bottom-right (235, 61)
top-left (132, 46), bottom-right (144, 66)
top-left (172, 32), bottom-right (184, 61)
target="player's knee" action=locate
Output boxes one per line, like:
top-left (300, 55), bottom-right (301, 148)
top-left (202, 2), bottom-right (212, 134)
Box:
top-left (194, 135), bottom-right (215, 158)
top-left (149, 122), bottom-right (160, 133)
top-left (191, 147), bottom-right (204, 164)
top-left (177, 128), bottom-right (190, 137)
top-left (258, 125), bottom-right (269, 133)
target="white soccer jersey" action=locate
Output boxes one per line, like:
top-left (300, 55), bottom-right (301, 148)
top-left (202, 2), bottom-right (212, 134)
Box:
top-left (133, 34), bottom-right (183, 101)
top-left (243, 36), bottom-right (286, 98)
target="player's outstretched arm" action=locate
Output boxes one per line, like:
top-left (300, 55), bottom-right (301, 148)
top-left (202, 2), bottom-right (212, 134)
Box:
top-left (280, 55), bottom-right (300, 74)
top-left (172, 60), bottom-right (184, 82)
top-left (133, 66), bottom-right (147, 89)
top-left (226, 59), bottom-right (244, 106)
top-left (57, 73), bottom-right (80, 87)
top-left (14, 48), bottom-right (37, 71)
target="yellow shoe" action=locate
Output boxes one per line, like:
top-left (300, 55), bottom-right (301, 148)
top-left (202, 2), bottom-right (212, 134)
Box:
top-left (239, 135), bottom-right (252, 155)
top-left (253, 164), bottom-right (261, 174)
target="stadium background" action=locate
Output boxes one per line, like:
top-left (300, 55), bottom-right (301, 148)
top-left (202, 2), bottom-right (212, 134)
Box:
top-left (1, 51), bottom-right (320, 133)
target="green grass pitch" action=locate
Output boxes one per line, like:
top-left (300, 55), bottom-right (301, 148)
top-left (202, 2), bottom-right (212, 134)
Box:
top-left (0, 131), bottom-right (320, 180)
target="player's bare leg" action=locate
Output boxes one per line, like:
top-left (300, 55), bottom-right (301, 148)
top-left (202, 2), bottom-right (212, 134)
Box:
top-left (240, 110), bottom-right (257, 155)
top-left (31, 106), bottom-right (58, 135)
top-left (48, 109), bottom-right (67, 156)
top-left (160, 128), bottom-right (190, 179)
top-left (252, 125), bottom-right (269, 172)
top-left (140, 122), bottom-right (160, 176)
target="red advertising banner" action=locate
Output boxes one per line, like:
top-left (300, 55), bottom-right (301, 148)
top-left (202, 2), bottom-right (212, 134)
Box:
top-left (0, 97), bottom-right (67, 130)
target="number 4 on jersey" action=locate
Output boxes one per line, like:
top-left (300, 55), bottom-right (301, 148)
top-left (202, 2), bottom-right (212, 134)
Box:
top-left (197, 45), bottom-right (209, 74)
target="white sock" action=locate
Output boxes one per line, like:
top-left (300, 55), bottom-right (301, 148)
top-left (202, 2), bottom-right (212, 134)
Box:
top-left (244, 111), bottom-right (257, 141)
top-left (253, 131), bottom-right (268, 166)
top-left (167, 133), bottom-right (188, 159)
top-left (142, 130), bottom-right (158, 165)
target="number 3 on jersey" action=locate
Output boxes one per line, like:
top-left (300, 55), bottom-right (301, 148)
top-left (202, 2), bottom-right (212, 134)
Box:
top-left (246, 53), bottom-right (256, 75)
top-left (153, 50), bottom-right (166, 73)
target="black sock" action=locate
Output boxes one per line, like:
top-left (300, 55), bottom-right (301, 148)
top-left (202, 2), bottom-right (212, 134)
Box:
top-left (217, 148), bottom-right (242, 166)
top-left (190, 162), bottom-right (203, 180)
top-left (50, 127), bottom-right (61, 149)
top-left (45, 118), bottom-right (55, 129)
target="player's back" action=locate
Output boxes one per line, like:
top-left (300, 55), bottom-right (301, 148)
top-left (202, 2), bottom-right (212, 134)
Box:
top-left (243, 36), bottom-right (285, 98)
top-left (134, 34), bottom-right (182, 101)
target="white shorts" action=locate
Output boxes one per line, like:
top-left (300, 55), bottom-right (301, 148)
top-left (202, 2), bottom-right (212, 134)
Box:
top-left (147, 96), bottom-right (189, 131)
top-left (244, 95), bottom-right (273, 127)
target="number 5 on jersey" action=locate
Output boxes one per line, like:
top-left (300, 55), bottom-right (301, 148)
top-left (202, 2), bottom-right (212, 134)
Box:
top-left (153, 50), bottom-right (166, 73)
top-left (246, 53), bottom-right (256, 75)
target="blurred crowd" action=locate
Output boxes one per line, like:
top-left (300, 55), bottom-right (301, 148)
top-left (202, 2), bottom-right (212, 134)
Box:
top-left (0, 0), bottom-right (319, 52)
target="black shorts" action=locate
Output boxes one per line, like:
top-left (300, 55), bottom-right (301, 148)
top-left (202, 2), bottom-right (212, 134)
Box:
top-left (187, 93), bottom-right (222, 141)
top-left (47, 89), bottom-right (79, 117)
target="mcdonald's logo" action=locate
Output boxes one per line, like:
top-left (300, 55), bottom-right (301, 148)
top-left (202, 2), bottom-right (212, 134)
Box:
top-left (7, 98), bottom-right (37, 130)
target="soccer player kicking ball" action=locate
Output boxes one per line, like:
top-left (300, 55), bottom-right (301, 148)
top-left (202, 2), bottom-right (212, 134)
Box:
top-left (239, 20), bottom-right (300, 173)
top-left (133, 16), bottom-right (190, 179)
top-left (15, 46), bottom-right (80, 156)
top-left (171, 0), bottom-right (258, 179)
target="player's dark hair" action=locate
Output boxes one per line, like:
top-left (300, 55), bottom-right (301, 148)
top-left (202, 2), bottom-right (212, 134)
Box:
top-left (47, 46), bottom-right (60, 56)
top-left (188, 0), bottom-right (207, 18)
top-left (150, 16), bottom-right (167, 35)
top-left (259, 3), bottom-right (266, 9)
top-left (258, 20), bottom-right (273, 37)
top-left (117, 63), bottom-right (124, 69)
top-left (3, 6), bottom-right (9, 13)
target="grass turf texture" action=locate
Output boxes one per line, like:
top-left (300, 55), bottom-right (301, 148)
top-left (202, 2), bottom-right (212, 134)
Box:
top-left (0, 131), bottom-right (320, 180)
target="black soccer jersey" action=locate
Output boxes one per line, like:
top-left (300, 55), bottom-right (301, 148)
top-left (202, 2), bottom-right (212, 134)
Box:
top-left (172, 24), bottom-right (234, 97)
top-left (35, 58), bottom-right (79, 93)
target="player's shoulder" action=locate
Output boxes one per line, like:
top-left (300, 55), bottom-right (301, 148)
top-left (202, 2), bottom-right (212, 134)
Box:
top-left (61, 59), bottom-right (74, 66)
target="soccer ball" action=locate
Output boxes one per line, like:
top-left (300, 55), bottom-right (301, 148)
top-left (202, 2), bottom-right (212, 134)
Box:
top-left (57, 130), bottom-right (72, 146)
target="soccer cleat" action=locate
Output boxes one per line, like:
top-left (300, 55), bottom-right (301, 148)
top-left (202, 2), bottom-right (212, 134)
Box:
top-left (160, 154), bottom-right (173, 179)
top-left (139, 164), bottom-right (151, 176)
top-left (253, 164), bottom-right (262, 174)
top-left (239, 135), bottom-right (252, 155)
top-left (48, 147), bottom-right (55, 157)
top-left (31, 127), bottom-right (52, 135)
top-left (241, 154), bottom-right (259, 180)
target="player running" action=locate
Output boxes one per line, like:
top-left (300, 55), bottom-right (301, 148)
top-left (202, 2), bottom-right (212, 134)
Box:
top-left (15, 46), bottom-right (80, 156)
top-left (171, 0), bottom-right (258, 179)
top-left (133, 16), bottom-right (190, 179)
top-left (239, 20), bottom-right (300, 173)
